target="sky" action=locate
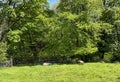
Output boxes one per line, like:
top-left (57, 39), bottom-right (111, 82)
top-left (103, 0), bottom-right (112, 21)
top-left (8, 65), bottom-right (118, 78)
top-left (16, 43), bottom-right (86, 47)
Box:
top-left (49, 0), bottom-right (59, 8)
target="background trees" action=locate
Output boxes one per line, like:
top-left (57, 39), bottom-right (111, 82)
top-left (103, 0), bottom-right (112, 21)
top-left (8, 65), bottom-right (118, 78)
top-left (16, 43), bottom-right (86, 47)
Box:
top-left (0, 0), bottom-right (120, 64)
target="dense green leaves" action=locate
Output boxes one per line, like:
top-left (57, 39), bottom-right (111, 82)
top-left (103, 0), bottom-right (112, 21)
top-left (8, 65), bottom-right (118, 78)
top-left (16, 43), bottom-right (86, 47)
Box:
top-left (0, 0), bottom-right (120, 64)
top-left (0, 42), bottom-right (7, 62)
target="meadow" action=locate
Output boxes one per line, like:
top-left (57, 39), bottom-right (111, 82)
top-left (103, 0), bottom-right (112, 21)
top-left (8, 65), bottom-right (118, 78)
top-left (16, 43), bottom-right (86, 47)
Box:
top-left (0, 63), bottom-right (120, 82)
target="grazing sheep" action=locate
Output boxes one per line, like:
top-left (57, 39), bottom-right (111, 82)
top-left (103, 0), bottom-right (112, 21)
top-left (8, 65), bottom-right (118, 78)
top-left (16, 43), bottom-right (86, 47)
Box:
top-left (43, 62), bottom-right (52, 66)
top-left (78, 60), bottom-right (84, 64)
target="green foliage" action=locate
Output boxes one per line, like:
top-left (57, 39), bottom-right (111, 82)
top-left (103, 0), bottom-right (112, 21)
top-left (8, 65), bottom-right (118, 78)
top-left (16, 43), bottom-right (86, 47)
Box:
top-left (104, 52), bottom-right (113, 62)
top-left (101, 7), bottom-right (120, 24)
top-left (1, 0), bottom-right (120, 64)
top-left (7, 30), bottom-right (22, 43)
top-left (0, 42), bottom-right (7, 62)
top-left (103, 0), bottom-right (120, 7)
top-left (74, 47), bottom-right (98, 56)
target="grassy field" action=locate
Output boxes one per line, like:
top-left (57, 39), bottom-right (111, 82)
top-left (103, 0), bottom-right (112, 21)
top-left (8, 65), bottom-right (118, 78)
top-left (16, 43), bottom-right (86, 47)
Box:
top-left (0, 63), bottom-right (120, 82)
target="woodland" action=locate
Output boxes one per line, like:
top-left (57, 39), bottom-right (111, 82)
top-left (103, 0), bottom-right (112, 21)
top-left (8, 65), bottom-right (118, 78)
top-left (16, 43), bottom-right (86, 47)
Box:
top-left (0, 0), bottom-right (120, 65)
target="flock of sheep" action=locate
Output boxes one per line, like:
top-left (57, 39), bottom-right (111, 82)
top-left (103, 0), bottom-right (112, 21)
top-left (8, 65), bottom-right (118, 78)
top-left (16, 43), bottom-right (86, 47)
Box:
top-left (43, 60), bottom-right (84, 66)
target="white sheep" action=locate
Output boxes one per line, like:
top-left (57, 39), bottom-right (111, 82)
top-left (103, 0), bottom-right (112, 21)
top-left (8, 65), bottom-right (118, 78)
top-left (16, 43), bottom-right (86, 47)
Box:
top-left (43, 62), bottom-right (52, 66)
top-left (78, 60), bottom-right (84, 64)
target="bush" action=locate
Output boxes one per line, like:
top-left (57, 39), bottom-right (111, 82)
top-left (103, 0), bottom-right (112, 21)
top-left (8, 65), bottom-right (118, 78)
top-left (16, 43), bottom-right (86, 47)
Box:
top-left (104, 52), bottom-right (113, 62)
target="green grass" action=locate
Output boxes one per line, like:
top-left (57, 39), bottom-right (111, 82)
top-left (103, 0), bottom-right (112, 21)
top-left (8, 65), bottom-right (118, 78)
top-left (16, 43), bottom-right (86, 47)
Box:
top-left (0, 63), bottom-right (120, 82)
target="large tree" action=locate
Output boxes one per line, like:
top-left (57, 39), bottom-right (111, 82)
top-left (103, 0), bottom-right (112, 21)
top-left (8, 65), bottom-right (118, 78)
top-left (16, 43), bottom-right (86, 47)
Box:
top-left (6, 0), bottom-right (49, 64)
top-left (39, 0), bottom-right (107, 62)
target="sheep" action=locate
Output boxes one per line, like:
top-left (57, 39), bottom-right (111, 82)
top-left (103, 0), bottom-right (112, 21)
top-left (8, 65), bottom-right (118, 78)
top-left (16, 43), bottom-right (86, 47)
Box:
top-left (43, 62), bottom-right (52, 66)
top-left (78, 60), bottom-right (84, 64)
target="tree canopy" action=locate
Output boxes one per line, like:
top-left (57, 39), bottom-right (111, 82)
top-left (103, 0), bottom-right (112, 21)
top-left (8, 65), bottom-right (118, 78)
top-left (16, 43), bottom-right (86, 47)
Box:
top-left (0, 0), bottom-right (120, 64)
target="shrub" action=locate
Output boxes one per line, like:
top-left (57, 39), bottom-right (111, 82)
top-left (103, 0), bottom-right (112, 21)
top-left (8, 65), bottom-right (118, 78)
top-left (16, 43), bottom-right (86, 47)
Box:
top-left (104, 52), bottom-right (113, 62)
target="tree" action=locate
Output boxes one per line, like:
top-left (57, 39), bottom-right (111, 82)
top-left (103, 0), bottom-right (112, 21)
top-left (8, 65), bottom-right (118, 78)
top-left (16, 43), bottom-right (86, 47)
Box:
top-left (111, 20), bottom-right (120, 61)
top-left (6, 0), bottom-right (49, 64)
top-left (37, 0), bottom-right (104, 62)
top-left (100, 1), bottom-right (120, 61)
top-left (1, 0), bottom-right (120, 64)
